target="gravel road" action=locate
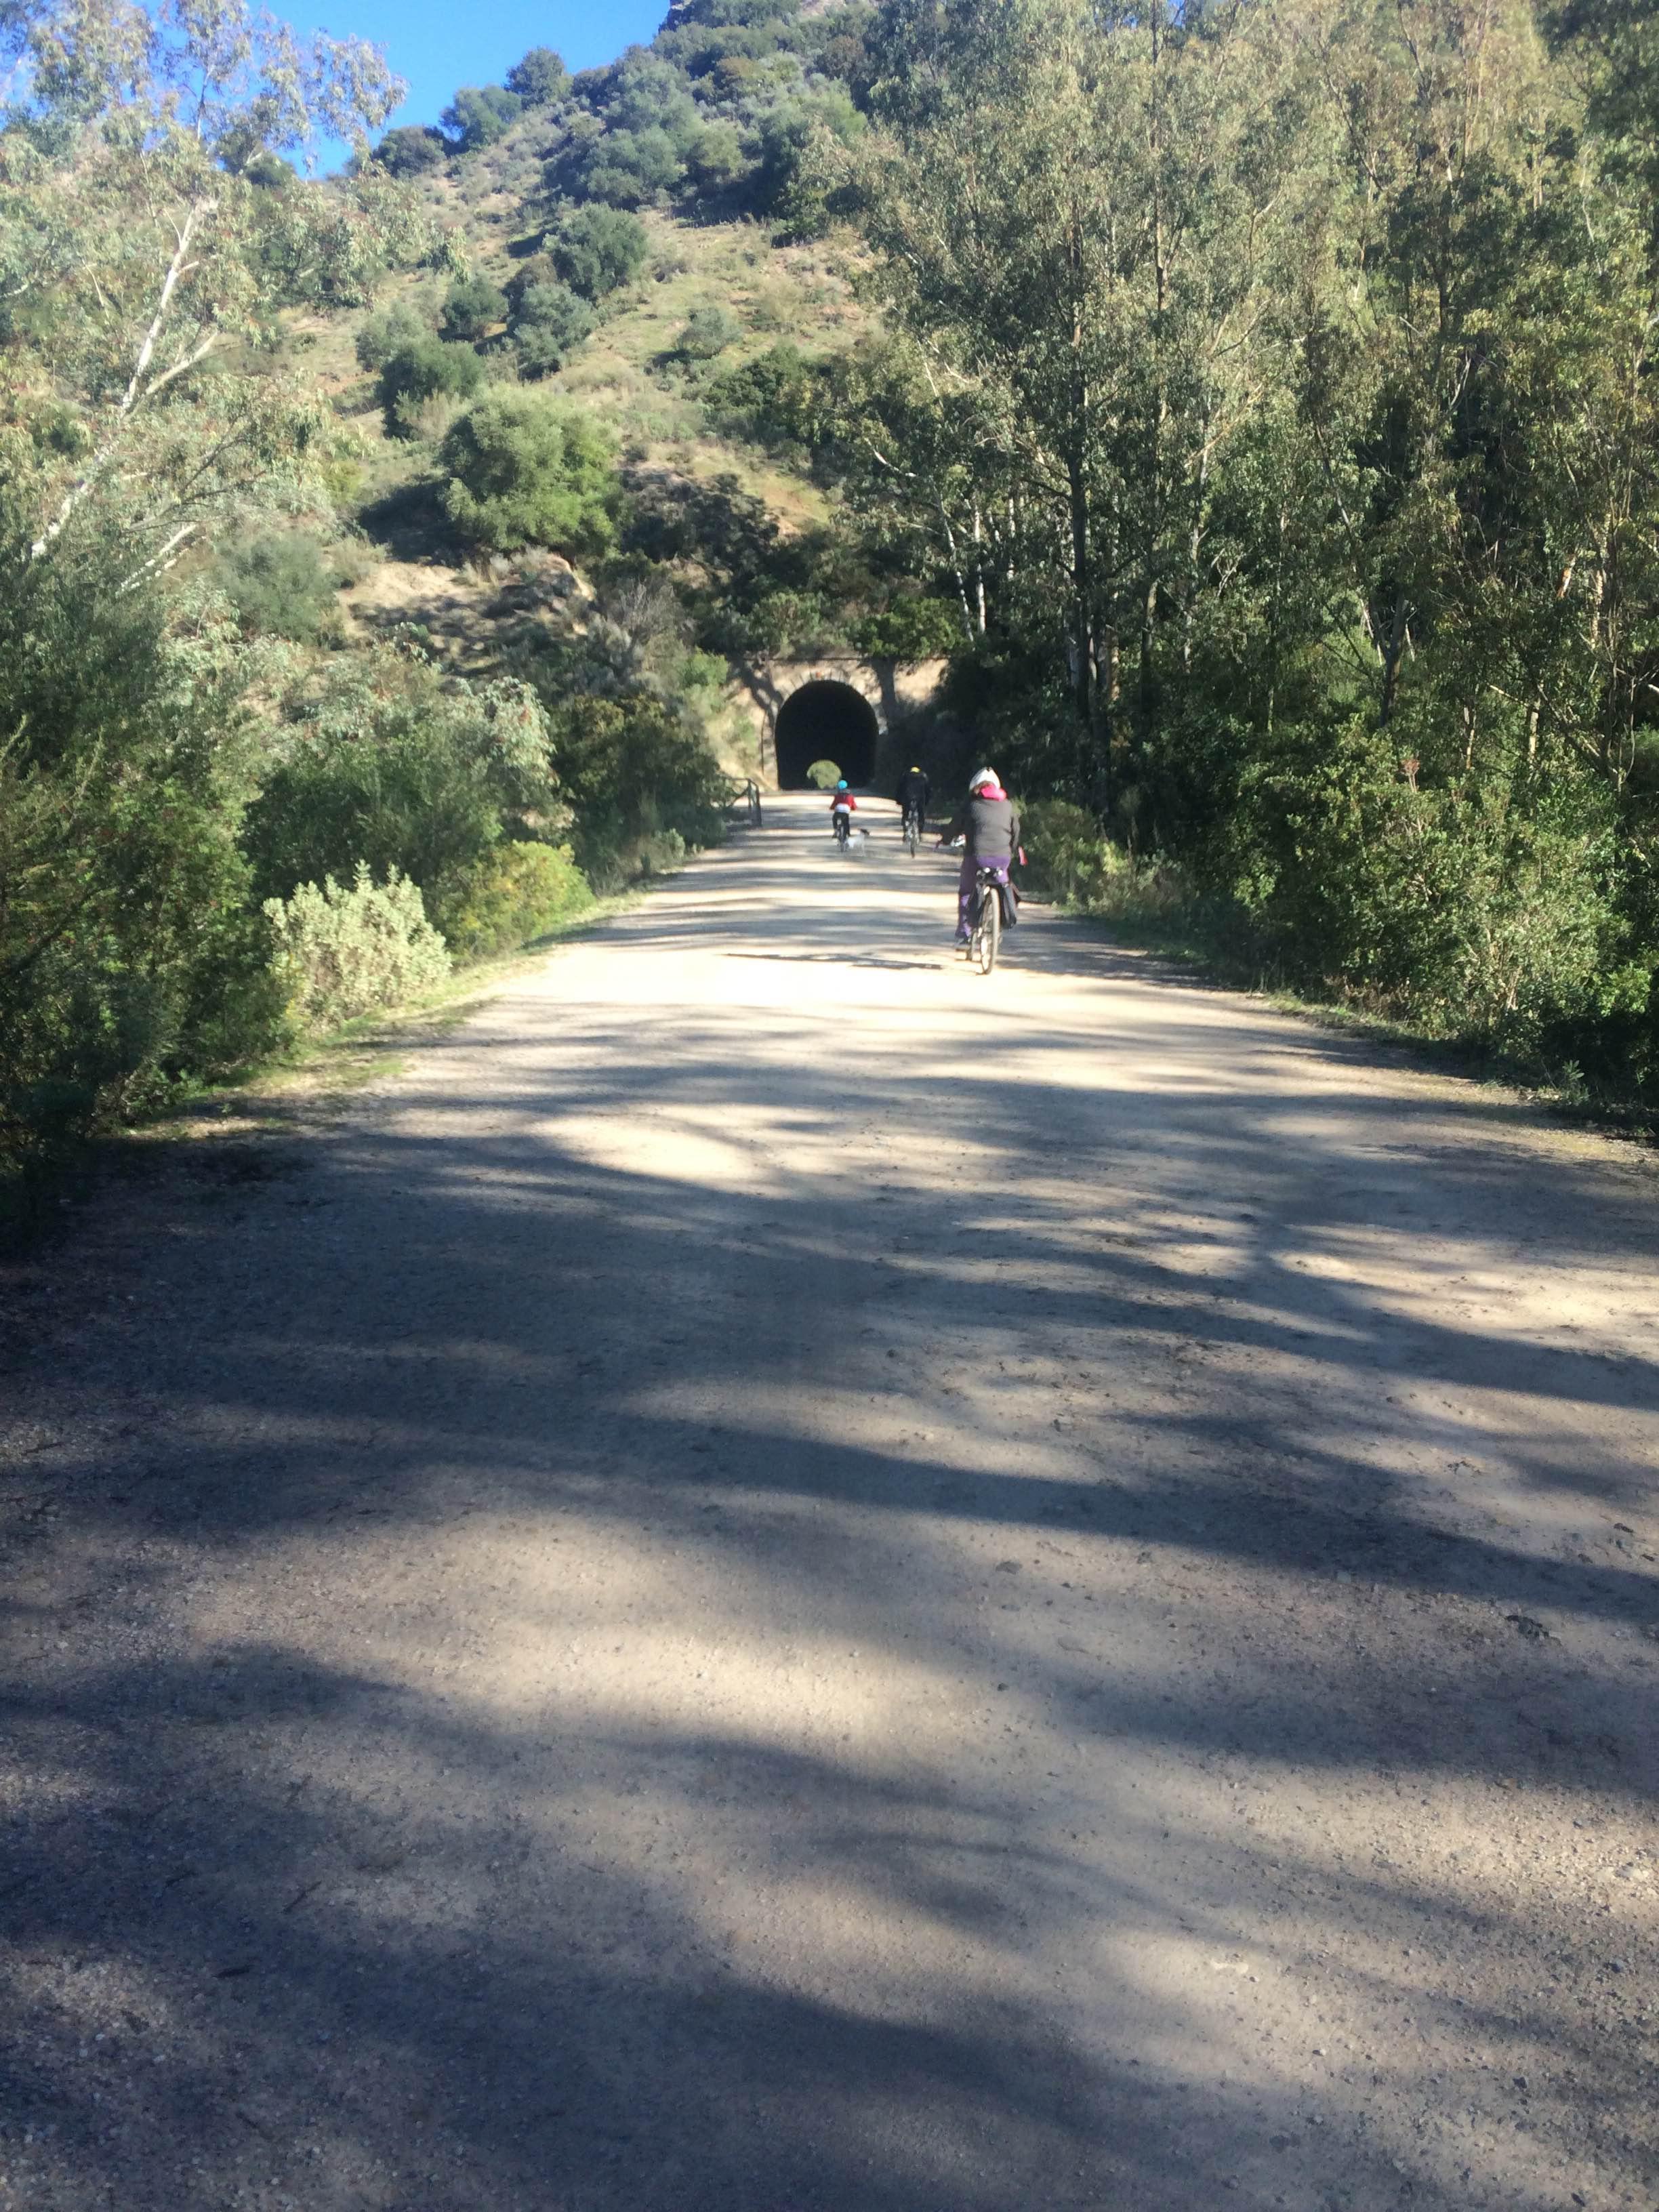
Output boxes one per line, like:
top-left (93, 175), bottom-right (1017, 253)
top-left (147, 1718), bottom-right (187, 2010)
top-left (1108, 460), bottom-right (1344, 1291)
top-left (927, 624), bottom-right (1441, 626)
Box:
top-left (3, 794), bottom-right (1658, 2212)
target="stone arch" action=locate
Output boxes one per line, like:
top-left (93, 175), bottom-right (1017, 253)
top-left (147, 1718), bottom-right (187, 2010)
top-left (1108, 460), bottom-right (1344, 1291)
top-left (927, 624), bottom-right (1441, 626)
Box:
top-left (721, 657), bottom-right (948, 787)
top-left (773, 680), bottom-right (881, 788)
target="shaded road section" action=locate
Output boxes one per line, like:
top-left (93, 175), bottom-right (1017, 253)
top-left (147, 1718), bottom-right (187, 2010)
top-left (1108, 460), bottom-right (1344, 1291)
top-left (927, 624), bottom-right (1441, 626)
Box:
top-left (3, 796), bottom-right (1658, 2211)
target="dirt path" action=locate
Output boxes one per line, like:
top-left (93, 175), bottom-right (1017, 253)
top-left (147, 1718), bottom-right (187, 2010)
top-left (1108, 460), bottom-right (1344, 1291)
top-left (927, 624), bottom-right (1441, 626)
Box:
top-left (4, 796), bottom-right (1658, 2212)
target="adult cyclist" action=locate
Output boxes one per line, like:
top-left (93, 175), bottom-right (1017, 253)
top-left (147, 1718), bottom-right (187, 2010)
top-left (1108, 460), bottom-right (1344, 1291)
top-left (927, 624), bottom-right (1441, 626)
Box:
top-left (895, 764), bottom-right (930, 840)
top-left (939, 768), bottom-right (1021, 949)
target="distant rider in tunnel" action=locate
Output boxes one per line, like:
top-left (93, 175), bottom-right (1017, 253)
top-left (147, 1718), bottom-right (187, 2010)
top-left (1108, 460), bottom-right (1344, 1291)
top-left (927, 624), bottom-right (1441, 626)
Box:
top-left (939, 769), bottom-right (1021, 948)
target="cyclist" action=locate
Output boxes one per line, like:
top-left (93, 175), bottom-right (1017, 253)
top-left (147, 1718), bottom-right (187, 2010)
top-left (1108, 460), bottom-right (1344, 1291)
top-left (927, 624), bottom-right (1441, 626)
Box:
top-left (895, 764), bottom-right (930, 838)
top-left (829, 779), bottom-right (857, 844)
top-left (939, 768), bottom-right (1021, 949)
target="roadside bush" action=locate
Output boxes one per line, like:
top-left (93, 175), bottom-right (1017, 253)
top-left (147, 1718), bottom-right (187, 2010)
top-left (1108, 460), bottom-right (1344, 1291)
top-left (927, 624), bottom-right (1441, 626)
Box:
top-left (635, 827), bottom-right (686, 878)
top-left (544, 691), bottom-right (726, 890)
top-left (213, 532), bottom-right (340, 642)
top-left (1018, 800), bottom-right (1126, 905)
top-left (806, 758), bottom-right (842, 789)
top-left (439, 274), bottom-right (508, 343)
top-left (0, 559), bottom-right (287, 1181)
top-left (434, 840), bottom-right (594, 960)
top-left (264, 865), bottom-right (450, 1033)
top-left (1019, 800), bottom-right (1193, 923)
top-left (439, 392), bottom-right (619, 556)
top-left (552, 206), bottom-right (649, 302)
top-left (2, 758), bottom-right (284, 1172)
top-left (1225, 723), bottom-right (1634, 1048)
top-left (243, 647), bottom-right (558, 922)
top-left (377, 335), bottom-right (484, 439)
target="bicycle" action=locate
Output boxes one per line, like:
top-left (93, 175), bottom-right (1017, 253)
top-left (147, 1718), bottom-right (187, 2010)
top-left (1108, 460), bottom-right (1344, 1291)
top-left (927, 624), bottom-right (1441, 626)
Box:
top-left (968, 867), bottom-right (1002, 974)
top-left (832, 811), bottom-right (852, 852)
top-left (903, 807), bottom-right (922, 857)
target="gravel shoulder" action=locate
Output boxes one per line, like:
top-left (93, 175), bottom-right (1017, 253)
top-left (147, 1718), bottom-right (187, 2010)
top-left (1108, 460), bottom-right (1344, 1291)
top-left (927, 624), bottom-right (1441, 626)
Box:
top-left (3, 796), bottom-right (1657, 2212)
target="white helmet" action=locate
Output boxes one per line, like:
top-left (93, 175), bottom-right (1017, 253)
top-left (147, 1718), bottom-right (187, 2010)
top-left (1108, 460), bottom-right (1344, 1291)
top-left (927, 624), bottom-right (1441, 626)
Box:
top-left (968, 766), bottom-right (997, 791)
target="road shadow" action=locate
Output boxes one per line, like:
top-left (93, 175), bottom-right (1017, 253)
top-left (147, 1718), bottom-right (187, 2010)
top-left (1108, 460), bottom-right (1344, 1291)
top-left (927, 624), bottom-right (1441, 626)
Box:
top-left (3, 805), bottom-right (1656, 2210)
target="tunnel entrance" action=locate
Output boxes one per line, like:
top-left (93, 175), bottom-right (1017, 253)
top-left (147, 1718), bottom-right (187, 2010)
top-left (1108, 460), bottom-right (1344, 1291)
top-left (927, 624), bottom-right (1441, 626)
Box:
top-left (774, 680), bottom-right (880, 788)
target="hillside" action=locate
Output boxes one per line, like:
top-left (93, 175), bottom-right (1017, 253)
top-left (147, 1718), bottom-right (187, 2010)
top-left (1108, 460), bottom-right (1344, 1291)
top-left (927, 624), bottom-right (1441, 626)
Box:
top-left (315, 199), bottom-right (869, 732)
top-left (278, 0), bottom-right (915, 785)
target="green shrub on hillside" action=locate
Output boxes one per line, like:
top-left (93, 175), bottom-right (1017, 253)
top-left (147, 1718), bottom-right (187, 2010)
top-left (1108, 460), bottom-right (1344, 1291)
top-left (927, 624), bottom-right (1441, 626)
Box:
top-left (751, 89), bottom-right (863, 238)
top-left (355, 301), bottom-right (432, 373)
top-left (214, 533), bottom-right (342, 642)
top-left (436, 841), bottom-right (594, 960)
top-left (438, 392), bottom-right (619, 556)
top-left (264, 865), bottom-right (450, 1033)
top-left (552, 206), bottom-right (649, 302)
top-left (506, 47), bottom-right (570, 105)
top-left (704, 340), bottom-right (827, 450)
top-left (441, 85), bottom-right (522, 154)
top-left (676, 304), bottom-right (743, 359)
top-left (373, 126), bottom-right (445, 178)
top-left (376, 336), bottom-right (485, 438)
top-left (439, 274), bottom-right (508, 343)
top-left (852, 596), bottom-right (962, 659)
top-left (510, 283), bottom-right (595, 379)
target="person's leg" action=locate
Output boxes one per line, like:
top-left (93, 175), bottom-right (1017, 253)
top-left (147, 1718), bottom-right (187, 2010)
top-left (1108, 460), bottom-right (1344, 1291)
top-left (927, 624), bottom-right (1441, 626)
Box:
top-left (956, 854), bottom-right (977, 941)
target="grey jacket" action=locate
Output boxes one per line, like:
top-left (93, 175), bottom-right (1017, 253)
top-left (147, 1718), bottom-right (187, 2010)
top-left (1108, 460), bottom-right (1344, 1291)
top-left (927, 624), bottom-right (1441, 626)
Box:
top-left (943, 794), bottom-right (1021, 863)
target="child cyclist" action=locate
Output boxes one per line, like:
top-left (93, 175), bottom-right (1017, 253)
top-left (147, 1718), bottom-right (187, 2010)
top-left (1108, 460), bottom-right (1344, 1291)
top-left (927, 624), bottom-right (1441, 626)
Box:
top-left (828, 779), bottom-right (857, 842)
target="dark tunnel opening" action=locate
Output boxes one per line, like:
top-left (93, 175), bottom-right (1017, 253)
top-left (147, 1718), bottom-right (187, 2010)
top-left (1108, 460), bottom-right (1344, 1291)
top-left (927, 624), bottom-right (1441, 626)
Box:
top-left (773, 682), bottom-right (880, 789)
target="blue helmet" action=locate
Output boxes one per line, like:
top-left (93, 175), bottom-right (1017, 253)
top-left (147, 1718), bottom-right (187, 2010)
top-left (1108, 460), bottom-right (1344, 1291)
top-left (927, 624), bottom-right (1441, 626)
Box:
top-left (836, 779), bottom-right (848, 790)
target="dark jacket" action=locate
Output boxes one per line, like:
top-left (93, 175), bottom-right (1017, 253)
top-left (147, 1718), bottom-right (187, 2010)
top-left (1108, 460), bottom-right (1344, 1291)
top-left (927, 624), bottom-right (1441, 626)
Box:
top-left (943, 794), bottom-right (1021, 863)
top-left (897, 770), bottom-right (930, 813)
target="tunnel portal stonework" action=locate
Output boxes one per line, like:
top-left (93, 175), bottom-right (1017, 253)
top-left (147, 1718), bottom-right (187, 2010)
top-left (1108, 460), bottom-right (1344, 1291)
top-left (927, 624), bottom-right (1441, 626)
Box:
top-left (726, 657), bottom-right (947, 789)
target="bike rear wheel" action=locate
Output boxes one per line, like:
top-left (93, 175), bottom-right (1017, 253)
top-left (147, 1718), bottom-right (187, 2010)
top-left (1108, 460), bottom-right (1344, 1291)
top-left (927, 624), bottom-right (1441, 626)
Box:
top-left (905, 816), bottom-right (920, 856)
top-left (977, 883), bottom-right (1000, 974)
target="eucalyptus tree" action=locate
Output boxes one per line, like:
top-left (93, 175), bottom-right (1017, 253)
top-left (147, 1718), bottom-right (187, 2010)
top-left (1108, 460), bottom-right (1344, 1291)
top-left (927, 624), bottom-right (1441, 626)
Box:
top-left (1, 0), bottom-right (414, 586)
top-left (0, 0), bottom-right (418, 1162)
top-left (858, 0), bottom-right (1310, 806)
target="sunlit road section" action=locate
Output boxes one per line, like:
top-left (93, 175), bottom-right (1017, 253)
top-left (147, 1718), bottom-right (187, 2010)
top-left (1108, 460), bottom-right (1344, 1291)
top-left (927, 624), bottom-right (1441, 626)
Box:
top-left (4, 796), bottom-right (1657, 2211)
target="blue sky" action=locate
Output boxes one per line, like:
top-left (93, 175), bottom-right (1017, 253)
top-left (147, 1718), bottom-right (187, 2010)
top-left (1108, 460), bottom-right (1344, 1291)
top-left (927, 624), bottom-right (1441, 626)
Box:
top-left (312, 0), bottom-right (668, 134)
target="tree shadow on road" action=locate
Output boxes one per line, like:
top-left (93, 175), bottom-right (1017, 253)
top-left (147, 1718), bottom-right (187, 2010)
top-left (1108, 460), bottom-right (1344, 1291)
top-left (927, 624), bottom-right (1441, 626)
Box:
top-left (4, 823), bottom-right (1657, 2211)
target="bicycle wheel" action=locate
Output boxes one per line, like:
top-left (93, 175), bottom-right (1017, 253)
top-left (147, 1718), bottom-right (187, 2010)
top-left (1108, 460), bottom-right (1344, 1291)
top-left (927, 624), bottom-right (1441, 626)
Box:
top-left (977, 883), bottom-right (1000, 974)
top-left (905, 817), bottom-right (919, 857)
